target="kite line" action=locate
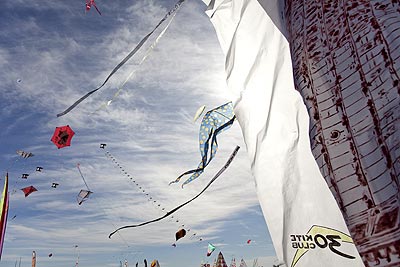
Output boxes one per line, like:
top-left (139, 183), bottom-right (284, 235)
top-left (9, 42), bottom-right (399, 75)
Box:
top-left (75, 163), bottom-right (132, 248)
top-left (76, 163), bottom-right (91, 191)
top-left (109, 145), bottom-right (240, 238)
top-left (57, 0), bottom-right (186, 117)
top-left (102, 147), bottom-right (196, 239)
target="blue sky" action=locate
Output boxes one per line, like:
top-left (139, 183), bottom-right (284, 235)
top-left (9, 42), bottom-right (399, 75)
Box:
top-left (0, 0), bottom-right (277, 266)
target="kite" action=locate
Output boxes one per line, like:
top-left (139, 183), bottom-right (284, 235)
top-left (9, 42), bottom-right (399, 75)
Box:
top-left (17, 79), bottom-right (22, 83)
top-left (171, 243), bottom-right (176, 247)
top-left (21, 174), bottom-right (29, 179)
top-left (51, 183), bottom-right (59, 188)
top-left (150, 260), bottom-right (160, 267)
top-left (76, 163), bottom-right (93, 205)
top-left (56, 0), bottom-right (187, 117)
top-left (193, 105), bottom-right (206, 122)
top-left (175, 228), bottom-right (186, 241)
top-left (109, 146), bottom-right (240, 238)
top-left (51, 125), bottom-right (75, 149)
top-left (207, 243), bottom-right (216, 257)
top-left (247, 239), bottom-right (251, 244)
top-left (77, 189), bottom-right (92, 205)
top-left (0, 174), bottom-right (9, 260)
top-left (48, 253), bottom-right (53, 257)
top-left (85, 0), bottom-right (101, 15)
top-left (36, 167), bottom-right (43, 172)
top-left (100, 143), bottom-right (106, 149)
top-left (16, 150), bottom-right (34, 159)
top-left (170, 102), bottom-right (235, 187)
top-left (21, 186), bottom-right (37, 197)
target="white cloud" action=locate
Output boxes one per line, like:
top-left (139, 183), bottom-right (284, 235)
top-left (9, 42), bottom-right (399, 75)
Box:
top-left (0, 0), bottom-right (274, 266)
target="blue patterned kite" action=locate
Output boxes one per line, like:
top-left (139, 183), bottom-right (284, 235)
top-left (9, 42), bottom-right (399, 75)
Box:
top-left (170, 102), bottom-right (235, 187)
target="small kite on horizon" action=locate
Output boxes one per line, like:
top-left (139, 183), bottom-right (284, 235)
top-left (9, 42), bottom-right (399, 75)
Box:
top-left (21, 186), bottom-right (37, 197)
top-left (51, 125), bottom-right (75, 149)
top-left (36, 167), bottom-right (43, 172)
top-left (21, 174), bottom-right (29, 179)
top-left (51, 183), bottom-right (59, 188)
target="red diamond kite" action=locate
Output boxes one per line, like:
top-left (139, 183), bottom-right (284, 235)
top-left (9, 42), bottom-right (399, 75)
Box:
top-left (51, 125), bottom-right (75, 149)
top-left (21, 186), bottom-right (37, 197)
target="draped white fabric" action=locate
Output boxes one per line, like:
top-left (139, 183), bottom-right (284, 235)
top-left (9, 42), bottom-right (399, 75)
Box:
top-left (201, 0), bottom-right (364, 266)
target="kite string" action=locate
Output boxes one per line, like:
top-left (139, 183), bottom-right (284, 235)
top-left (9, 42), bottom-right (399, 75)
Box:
top-left (56, 0), bottom-right (186, 117)
top-left (109, 145), bottom-right (240, 238)
top-left (75, 163), bottom-right (131, 248)
top-left (103, 148), bottom-right (205, 241)
top-left (91, 5), bottom-right (180, 114)
top-left (103, 150), bottom-right (180, 220)
top-left (76, 163), bottom-right (91, 191)
top-left (92, 195), bottom-right (132, 248)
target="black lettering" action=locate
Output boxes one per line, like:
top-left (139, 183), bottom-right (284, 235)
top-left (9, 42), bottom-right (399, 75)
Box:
top-left (295, 235), bottom-right (302, 241)
top-left (310, 243), bottom-right (316, 249)
top-left (314, 234), bottom-right (328, 248)
top-left (305, 235), bottom-right (313, 242)
top-left (326, 235), bottom-right (355, 259)
top-left (290, 235), bottom-right (296, 242)
top-left (292, 242), bottom-right (298, 249)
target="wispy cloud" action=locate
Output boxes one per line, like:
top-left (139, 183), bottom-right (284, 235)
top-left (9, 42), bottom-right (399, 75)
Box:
top-left (0, 0), bottom-right (274, 266)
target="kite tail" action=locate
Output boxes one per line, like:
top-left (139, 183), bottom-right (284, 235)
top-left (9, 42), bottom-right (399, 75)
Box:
top-left (109, 145), bottom-right (240, 238)
top-left (56, 0), bottom-right (187, 117)
top-left (168, 132), bottom-right (213, 186)
top-left (93, 4), bottom-right (101, 15)
top-left (92, 3), bottom-right (180, 114)
top-left (180, 116), bottom-right (236, 187)
top-left (168, 157), bottom-right (207, 186)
